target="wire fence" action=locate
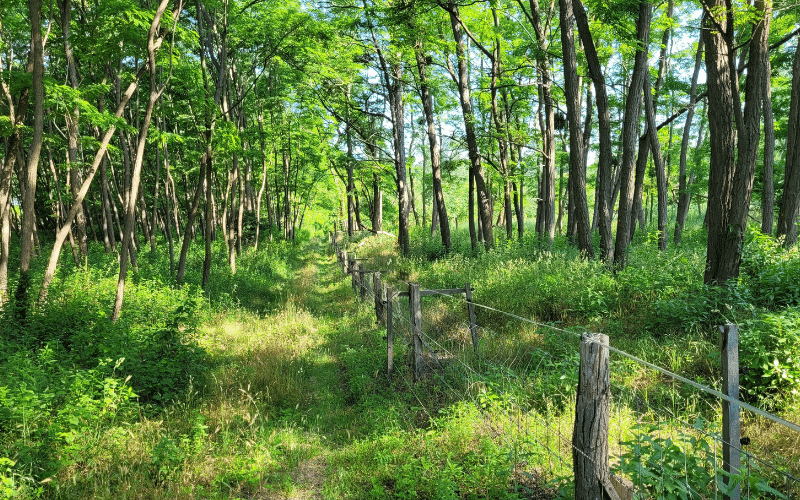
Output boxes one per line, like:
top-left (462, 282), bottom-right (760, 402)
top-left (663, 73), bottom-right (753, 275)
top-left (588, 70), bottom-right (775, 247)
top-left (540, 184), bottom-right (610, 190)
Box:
top-left (330, 231), bottom-right (800, 500)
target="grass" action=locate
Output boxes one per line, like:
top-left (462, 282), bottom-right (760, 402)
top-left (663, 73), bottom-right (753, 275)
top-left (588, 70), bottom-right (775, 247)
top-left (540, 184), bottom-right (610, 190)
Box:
top-left (1, 214), bottom-right (799, 499)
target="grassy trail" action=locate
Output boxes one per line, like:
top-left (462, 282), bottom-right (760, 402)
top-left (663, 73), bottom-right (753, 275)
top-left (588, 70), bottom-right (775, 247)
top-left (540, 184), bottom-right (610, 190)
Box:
top-left (226, 240), bottom-right (384, 498)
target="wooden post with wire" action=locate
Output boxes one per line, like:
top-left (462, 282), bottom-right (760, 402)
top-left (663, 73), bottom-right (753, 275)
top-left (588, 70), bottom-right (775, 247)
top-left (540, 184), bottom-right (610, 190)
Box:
top-left (386, 285), bottom-right (394, 379)
top-left (342, 249), bottom-right (348, 275)
top-left (409, 283), bottom-right (423, 382)
top-left (720, 324), bottom-right (741, 500)
top-left (359, 266), bottom-right (367, 301)
top-left (374, 272), bottom-right (384, 324)
top-left (465, 282), bottom-right (478, 350)
top-left (350, 255), bottom-right (358, 294)
top-left (573, 332), bottom-right (616, 500)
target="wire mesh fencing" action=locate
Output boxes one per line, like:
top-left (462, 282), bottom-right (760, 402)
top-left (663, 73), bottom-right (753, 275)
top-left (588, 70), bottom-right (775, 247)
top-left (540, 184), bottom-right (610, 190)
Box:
top-left (330, 233), bottom-right (800, 499)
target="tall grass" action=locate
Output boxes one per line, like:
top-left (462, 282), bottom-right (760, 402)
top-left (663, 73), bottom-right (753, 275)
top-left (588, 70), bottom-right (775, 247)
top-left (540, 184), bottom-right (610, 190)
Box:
top-left (2, 211), bottom-right (799, 499)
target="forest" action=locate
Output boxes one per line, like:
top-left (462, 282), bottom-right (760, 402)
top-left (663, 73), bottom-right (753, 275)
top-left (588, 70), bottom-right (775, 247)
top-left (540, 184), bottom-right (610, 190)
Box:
top-left (1, 0), bottom-right (800, 497)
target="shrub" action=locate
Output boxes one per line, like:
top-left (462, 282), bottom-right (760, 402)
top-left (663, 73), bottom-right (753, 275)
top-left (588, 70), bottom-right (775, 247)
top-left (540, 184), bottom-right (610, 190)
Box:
top-left (741, 231), bottom-right (800, 309)
top-left (616, 420), bottom-right (786, 499)
top-left (739, 309), bottom-right (800, 408)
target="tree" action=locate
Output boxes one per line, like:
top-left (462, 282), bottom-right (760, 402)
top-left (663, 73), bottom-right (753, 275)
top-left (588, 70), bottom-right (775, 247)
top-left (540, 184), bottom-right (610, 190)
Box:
top-left (112, 0), bottom-right (183, 321)
top-left (414, 37), bottom-right (451, 251)
top-left (441, 0), bottom-right (493, 251)
top-left (614, 0), bottom-right (651, 268)
top-left (674, 34), bottom-right (704, 245)
top-left (702, 0), bottom-right (770, 284)
top-left (776, 35), bottom-right (800, 246)
top-left (14, 0), bottom-right (45, 318)
top-left (573, 0), bottom-right (614, 261)
top-left (558, 0), bottom-right (593, 257)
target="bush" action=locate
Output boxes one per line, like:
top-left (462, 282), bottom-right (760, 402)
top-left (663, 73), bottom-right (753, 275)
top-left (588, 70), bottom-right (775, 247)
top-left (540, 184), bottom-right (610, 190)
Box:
top-left (616, 420), bottom-right (786, 500)
top-left (741, 231), bottom-right (800, 309)
top-left (739, 309), bottom-right (800, 408)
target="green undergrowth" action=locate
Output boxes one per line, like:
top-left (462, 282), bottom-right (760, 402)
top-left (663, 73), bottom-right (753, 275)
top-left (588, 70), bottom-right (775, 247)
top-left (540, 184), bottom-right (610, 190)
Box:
top-left (341, 221), bottom-right (800, 494)
top-left (2, 217), bottom-right (800, 499)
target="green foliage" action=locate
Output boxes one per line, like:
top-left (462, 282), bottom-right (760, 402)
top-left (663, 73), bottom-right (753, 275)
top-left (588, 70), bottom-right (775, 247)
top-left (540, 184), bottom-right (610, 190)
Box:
top-left (332, 403), bottom-right (526, 500)
top-left (0, 347), bottom-right (137, 483)
top-left (739, 309), bottom-right (800, 407)
top-left (150, 436), bottom-right (185, 484)
top-left (616, 420), bottom-right (786, 500)
top-left (0, 116), bottom-right (13, 137)
top-left (0, 457), bottom-right (41, 499)
top-left (741, 230), bottom-right (800, 309)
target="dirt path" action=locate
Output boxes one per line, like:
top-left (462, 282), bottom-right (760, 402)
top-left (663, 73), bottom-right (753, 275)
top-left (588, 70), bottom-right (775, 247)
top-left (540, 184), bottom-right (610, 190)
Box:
top-left (268, 243), bottom-right (352, 499)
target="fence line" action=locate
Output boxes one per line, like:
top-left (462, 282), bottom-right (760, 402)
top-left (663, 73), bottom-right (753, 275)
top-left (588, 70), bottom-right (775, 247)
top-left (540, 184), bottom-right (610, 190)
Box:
top-left (330, 230), bottom-right (799, 499)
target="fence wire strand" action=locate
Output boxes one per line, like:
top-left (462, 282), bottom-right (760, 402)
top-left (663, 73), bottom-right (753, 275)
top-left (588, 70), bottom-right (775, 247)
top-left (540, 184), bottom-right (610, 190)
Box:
top-left (332, 236), bottom-right (800, 499)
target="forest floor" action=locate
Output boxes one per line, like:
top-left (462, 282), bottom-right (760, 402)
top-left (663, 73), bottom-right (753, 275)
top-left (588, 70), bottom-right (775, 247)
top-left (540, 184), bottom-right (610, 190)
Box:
top-left (5, 230), bottom-right (800, 499)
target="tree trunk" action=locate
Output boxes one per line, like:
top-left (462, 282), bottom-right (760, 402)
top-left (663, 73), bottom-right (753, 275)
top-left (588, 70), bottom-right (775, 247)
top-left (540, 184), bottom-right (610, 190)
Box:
top-left (16, 0), bottom-right (45, 318)
top-left (614, 0), bottom-right (650, 268)
top-left (346, 85), bottom-right (356, 237)
top-left (112, 0), bottom-right (178, 320)
top-left (202, 145), bottom-right (213, 286)
top-left (446, 2), bottom-right (493, 250)
top-left (372, 171), bottom-right (383, 232)
top-left (674, 34), bottom-right (704, 245)
top-left (58, 0), bottom-right (89, 257)
top-left (176, 159), bottom-right (205, 284)
top-left (559, 0), bottom-right (593, 257)
top-left (703, 0), bottom-right (770, 284)
top-left (761, 55), bottom-right (775, 236)
top-left (643, 70), bottom-right (668, 250)
top-left (776, 35), bottom-right (800, 245)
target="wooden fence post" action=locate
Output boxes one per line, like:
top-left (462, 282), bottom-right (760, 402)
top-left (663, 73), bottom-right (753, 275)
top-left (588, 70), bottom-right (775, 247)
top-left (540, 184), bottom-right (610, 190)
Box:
top-left (359, 267), bottom-right (368, 301)
top-left (409, 283), bottom-right (423, 382)
top-left (465, 282), bottom-right (478, 350)
top-left (386, 285), bottom-right (394, 380)
top-left (374, 272), bottom-right (384, 324)
top-left (342, 249), bottom-right (348, 275)
top-left (720, 324), bottom-right (741, 500)
top-left (573, 333), bottom-right (613, 500)
top-left (351, 259), bottom-right (359, 295)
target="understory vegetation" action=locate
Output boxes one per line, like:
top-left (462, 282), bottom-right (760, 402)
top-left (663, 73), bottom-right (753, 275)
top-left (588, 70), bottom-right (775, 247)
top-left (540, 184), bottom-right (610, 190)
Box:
top-left (1, 215), bottom-right (799, 499)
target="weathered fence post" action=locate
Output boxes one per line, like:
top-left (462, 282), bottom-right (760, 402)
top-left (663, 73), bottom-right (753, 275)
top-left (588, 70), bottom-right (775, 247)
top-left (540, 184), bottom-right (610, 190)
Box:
top-left (386, 285), bottom-right (394, 380)
top-left (359, 267), bottom-right (368, 301)
top-left (374, 272), bottom-right (384, 324)
top-left (351, 258), bottom-right (359, 295)
top-left (409, 283), bottom-right (423, 382)
top-left (341, 249), bottom-right (348, 275)
top-left (573, 333), bottom-right (614, 500)
top-left (465, 282), bottom-right (478, 350)
top-left (720, 324), bottom-right (741, 500)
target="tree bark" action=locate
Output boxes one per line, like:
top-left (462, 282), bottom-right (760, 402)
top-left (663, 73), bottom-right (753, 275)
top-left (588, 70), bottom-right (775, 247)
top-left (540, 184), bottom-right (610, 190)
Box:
top-left (572, 0), bottom-right (614, 262)
top-left (614, 0), bottom-right (650, 268)
top-left (346, 84), bottom-right (356, 237)
top-left (415, 44), bottom-right (450, 251)
top-left (703, 0), bottom-right (770, 284)
top-left (674, 34), bottom-right (704, 245)
top-left (202, 145), bottom-right (214, 286)
top-left (522, 0), bottom-right (556, 245)
top-left (445, 2), bottom-right (494, 250)
top-left (643, 70), bottom-right (668, 250)
top-left (57, 0), bottom-right (88, 257)
top-left (112, 0), bottom-right (179, 320)
top-left (761, 54), bottom-right (775, 236)
top-left (559, 0), bottom-right (593, 257)
top-left (176, 159), bottom-right (205, 284)
top-left (776, 35), bottom-right (800, 245)
top-left (16, 0), bottom-right (45, 318)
